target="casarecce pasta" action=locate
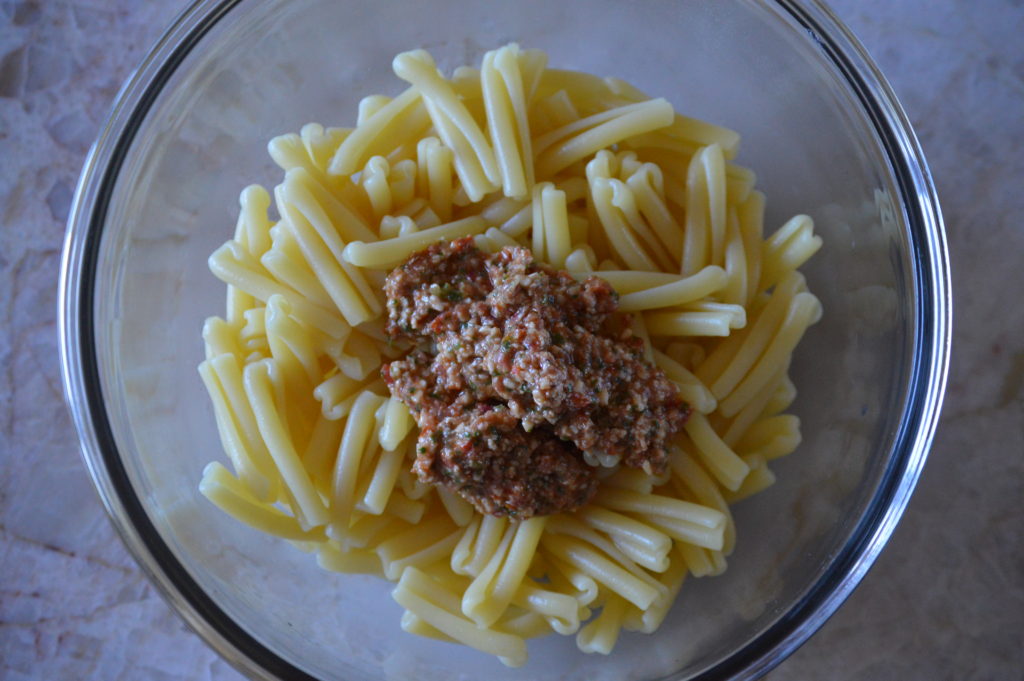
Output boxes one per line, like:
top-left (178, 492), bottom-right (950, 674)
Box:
top-left (198, 43), bottom-right (821, 666)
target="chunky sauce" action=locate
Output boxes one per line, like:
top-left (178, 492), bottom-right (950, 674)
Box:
top-left (382, 238), bottom-right (691, 518)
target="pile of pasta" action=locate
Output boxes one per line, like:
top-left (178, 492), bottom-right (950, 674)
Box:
top-left (198, 44), bottom-right (822, 666)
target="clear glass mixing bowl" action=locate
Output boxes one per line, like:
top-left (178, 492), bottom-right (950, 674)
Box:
top-left (59, 1), bottom-right (950, 679)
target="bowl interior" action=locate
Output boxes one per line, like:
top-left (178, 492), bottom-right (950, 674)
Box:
top-left (89, 0), bottom-right (915, 679)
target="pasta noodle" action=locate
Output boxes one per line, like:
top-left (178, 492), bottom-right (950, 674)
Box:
top-left (197, 45), bottom-right (822, 666)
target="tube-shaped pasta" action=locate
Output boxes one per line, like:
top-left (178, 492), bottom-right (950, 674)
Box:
top-left (198, 360), bottom-right (275, 501)
top-left (342, 216), bottom-right (488, 269)
top-left (697, 271), bottom-right (804, 396)
top-left (576, 592), bottom-right (627, 654)
top-left (536, 98), bottom-right (674, 178)
top-left (393, 50), bottom-right (501, 201)
top-left (644, 309), bottom-right (745, 337)
top-left (681, 412), bottom-right (751, 492)
top-left (540, 535), bottom-right (660, 611)
top-left (669, 449), bottom-right (737, 554)
top-left (209, 240), bottom-right (349, 339)
top-left (617, 265), bottom-right (727, 311)
top-left (375, 397), bottom-right (412, 451)
top-left (200, 463), bottom-right (325, 541)
top-left (198, 44), bottom-right (824, 666)
top-left (722, 454), bottom-right (777, 503)
top-left (237, 184), bottom-right (273, 258)
top-left (760, 214), bottom-right (823, 291)
top-left (736, 414), bottom-right (802, 461)
top-left (623, 548), bottom-right (688, 634)
top-left (608, 179), bottom-right (676, 272)
top-left (376, 515), bottom-right (461, 580)
top-left (260, 245), bottom-right (335, 311)
top-left (300, 412), bottom-right (344, 496)
top-left (416, 137), bottom-right (455, 222)
top-left (626, 163), bottom-right (685, 256)
top-left (358, 442), bottom-right (405, 515)
top-left (329, 86), bottom-right (424, 176)
top-left (318, 542), bottom-right (384, 576)
top-left (244, 360), bottom-right (329, 528)
top-left (593, 487), bottom-right (725, 530)
top-left (438, 487), bottom-right (476, 527)
top-left (720, 206), bottom-right (748, 305)
top-left (590, 176), bottom-right (658, 271)
top-left (482, 44), bottom-right (539, 200)
top-left (361, 156), bottom-right (393, 219)
top-left (576, 506), bottom-right (672, 571)
top-left (329, 391), bottom-right (385, 536)
top-left (393, 567), bottom-right (528, 667)
top-left (651, 348), bottom-right (717, 415)
top-left (462, 520), bottom-right (521, 626)
top-left (718, 292), bottom-right (822, 417)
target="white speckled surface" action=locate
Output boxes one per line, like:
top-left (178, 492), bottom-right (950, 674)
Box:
top-left (1, 1), bottom-right (1021, 679)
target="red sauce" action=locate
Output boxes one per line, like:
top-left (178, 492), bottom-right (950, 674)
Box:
top-left (382, 238), bottom-right (691, 518)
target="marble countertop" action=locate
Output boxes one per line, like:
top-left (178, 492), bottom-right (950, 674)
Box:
top-left (1, 1), bottom-right (1021, 679)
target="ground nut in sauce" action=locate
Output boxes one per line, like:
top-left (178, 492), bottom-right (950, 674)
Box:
top-left (382, 238), bottom-right (691, 518)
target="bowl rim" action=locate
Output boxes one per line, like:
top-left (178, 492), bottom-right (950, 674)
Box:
top-left (58, 1), bottom-right (951, 679)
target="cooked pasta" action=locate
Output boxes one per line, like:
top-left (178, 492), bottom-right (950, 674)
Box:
top-left (197, 44), bottom-right (822, 666)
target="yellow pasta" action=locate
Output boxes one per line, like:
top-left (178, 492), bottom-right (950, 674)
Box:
top-left (718, 292), bottom-right (822, 417)
top-left (342, 216), bottom-right (489, 269)
top-left (542, 535), bottom-right (660, 612)
top-left (609, 178), bottom-right (677, 272)
top-left (575, 506), bottom-right (672, 573)
top-left (616, 265), bottom-right (727, 311)
top-left (199, 463), bottom-right (325, 542)
top-left (590, 175), bottom-right (660, 271)
top-left (328, 86), bottom-right (425, 176)
top-left (376, 515), bottom-right (462, 580)
top-left (644, 307), bottom-right (745, 337)
top-left (328, 331), bottom-right (381, 381)
top-left (197, 45), bottom-right (823, 667)
top-left (463, 517), bottom-right (546, 627)
top-left (437, 487), bottom-right (476, 527)
top-left (198, 360), bottom-right (275, 501)
top-left (394, 50), bottom-right (501, 200)
top-left (536, 99), bottom-right (674, 178)
top-left (278, 194), bottom-right (379, 327)
top-left (454, 515), bottom-right (511, 576)
top-left (358, 440), bottom-right (406, 515)
top-left (361, 156), bottom-right (393, 219)
top-left (394, 567), bottom-right (528, 666)
top-left (208, 240), bottom-right (350, 339)
top-left (300, 412), bottom-right (343, 495)
top-left (736, 414), bottom-right (802, 461)
top-left (329, 390), bottom-right (385, 536)
top-left (760, 214), bottom-right (823, 290)
top-left (482, 44), bottom-right (540, 200)
top-left (416, 137), bottom-right (455, 221)
top-left (593, 487), bottom-right (726, 532)
top-left (722, 454), bottom-right (777, 503)
top-left (511, 584), bottom-right (584, 635)
top-left (268, 133), bottom-right (341, 196)
top-left (260, 243), bottom-right (335, 311)
top-left (623, 553), bottom-right (688, 634)
top-left (669, 449), bottom-right (736, 554)
top-left (577, 592), bottom-right (628, 654)
top-left (682, 412), bottom-right (751, 492)
top-left (546, 515), bottom-right (666, 593)
top-left (243, 360), bottom-right (329, 527)
top-left (541, 184), bottom-right (571, 267)
top-left (318, 542), bottom-right (384, 577)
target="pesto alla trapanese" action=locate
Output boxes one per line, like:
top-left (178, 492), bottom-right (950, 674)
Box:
top-left (198, 44), bottom-right (822, 666)
top-left (382, 237), bottom-right (691, 519)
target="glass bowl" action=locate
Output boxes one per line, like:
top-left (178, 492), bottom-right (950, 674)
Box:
top-left (58, 1), bottom-right (950, 679)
